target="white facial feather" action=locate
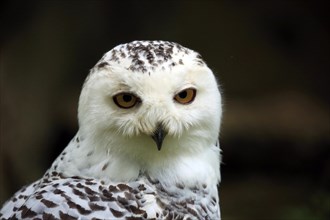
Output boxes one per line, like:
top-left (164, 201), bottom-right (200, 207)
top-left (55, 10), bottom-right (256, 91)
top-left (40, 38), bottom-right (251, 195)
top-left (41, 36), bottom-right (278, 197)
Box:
top-left (64, 40), bottom-right (223, 185)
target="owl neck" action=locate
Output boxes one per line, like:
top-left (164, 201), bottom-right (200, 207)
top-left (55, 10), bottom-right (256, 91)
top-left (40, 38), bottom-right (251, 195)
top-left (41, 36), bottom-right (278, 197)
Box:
top-left (50, 131), bottom-right (221, 188)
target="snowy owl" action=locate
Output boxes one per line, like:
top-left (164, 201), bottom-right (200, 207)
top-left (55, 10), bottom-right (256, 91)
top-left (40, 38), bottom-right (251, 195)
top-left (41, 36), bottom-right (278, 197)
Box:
top-left (1, 40), bottom-right (222, 219)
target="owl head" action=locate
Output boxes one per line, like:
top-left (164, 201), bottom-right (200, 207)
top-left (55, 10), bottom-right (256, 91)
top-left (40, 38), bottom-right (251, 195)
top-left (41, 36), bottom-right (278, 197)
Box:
top-left (77, 41), bottom-right (222, 168)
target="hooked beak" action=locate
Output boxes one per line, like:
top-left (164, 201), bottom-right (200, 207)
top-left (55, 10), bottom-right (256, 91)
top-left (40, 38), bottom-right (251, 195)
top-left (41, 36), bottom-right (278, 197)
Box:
top-left (151, 124), bottom-right (167, 151)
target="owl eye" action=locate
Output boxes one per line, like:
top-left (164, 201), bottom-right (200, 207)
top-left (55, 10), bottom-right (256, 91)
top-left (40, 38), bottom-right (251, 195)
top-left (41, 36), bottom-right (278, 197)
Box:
top-left (174, 88), bottom-right (196, 104)
top-left (113, 93), bottom-right (139, 109)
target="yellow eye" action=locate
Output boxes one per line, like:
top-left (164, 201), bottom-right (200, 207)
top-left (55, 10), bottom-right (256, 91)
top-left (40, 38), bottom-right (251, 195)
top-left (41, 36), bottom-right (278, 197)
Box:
top-left (113, 93), bottom-right (139, 109)
top-left (174, 88), bottom-right (196, 104)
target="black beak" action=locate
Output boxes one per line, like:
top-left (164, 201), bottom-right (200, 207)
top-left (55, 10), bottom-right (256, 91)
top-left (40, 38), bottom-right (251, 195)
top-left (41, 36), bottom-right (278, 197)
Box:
top-left (151, 124), bottom-right (167, 151)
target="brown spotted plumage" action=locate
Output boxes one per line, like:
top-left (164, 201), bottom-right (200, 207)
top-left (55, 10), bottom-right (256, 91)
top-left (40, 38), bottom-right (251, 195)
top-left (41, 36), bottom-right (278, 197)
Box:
top-left (1, 172), bottom-right (219, 219)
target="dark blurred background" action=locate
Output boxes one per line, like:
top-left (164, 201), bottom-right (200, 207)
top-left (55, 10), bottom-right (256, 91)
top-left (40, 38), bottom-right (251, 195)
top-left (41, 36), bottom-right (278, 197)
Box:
top-left (1, 1), bottom-right (329, 219)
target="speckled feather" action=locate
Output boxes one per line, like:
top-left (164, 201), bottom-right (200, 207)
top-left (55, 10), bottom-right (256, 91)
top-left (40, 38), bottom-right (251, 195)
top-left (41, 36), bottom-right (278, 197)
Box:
top-left (1, 41), bottom-right (222, 220)
top-left (95, 40), bottom-right (205, 73)
top-left (1, 167), bottom-right (219, 219)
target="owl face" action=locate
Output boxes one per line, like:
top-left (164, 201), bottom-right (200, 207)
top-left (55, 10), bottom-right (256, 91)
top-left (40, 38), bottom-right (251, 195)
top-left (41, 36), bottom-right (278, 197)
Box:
top-left (78, 41), bottom-right (221, 161)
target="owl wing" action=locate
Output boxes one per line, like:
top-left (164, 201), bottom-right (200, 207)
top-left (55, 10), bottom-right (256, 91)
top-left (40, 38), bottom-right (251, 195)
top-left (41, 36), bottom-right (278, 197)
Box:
top-left (0, 174), bottom-right (155, 219)
top-left (1, 173), bottom-right (220, 219)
